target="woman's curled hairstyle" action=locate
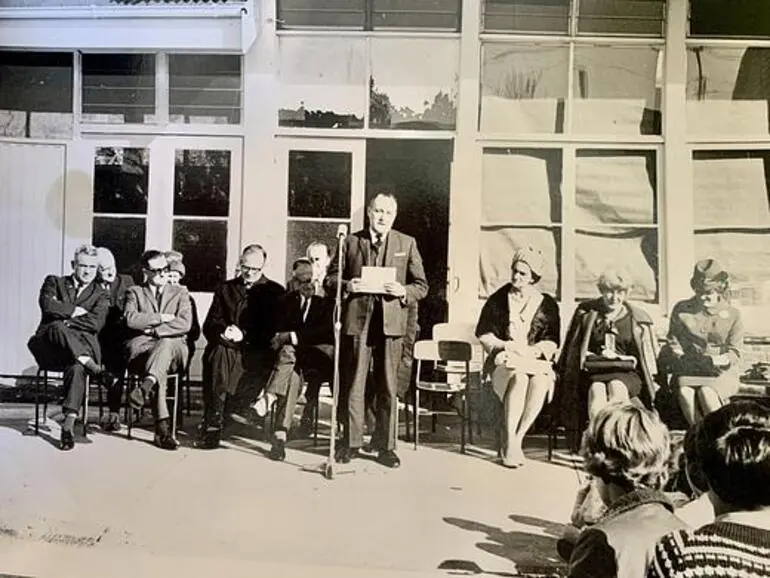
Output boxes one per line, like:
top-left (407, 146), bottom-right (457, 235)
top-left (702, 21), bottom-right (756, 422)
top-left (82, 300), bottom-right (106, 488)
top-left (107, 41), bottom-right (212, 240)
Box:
top-left (697, 400), bottom-right (770, 510)
top-left (581, 402), bottom-right (671, 491)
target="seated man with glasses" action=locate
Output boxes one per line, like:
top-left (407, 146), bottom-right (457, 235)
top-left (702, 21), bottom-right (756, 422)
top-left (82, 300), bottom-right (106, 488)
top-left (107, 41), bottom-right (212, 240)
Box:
top-left (197, 244), bottom-right (285, 449)
top-left (124, 250), bottom-right (192, 450)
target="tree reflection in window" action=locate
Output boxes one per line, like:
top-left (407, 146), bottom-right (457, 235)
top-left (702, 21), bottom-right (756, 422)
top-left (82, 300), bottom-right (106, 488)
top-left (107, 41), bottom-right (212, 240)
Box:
top-left (288, 151), bottom-right (351, 219)
top-left (93, 147), bottom-right (149, 214)
top-left (173, 149), bottom-right (231, 218)
top-left (173, 219), bottom-right (227, 292)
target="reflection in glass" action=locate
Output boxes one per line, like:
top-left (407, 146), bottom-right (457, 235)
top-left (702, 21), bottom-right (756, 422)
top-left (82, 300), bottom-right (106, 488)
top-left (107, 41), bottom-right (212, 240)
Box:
top-left (93, 147), bottom-right (149, 214)
top-left (277, 0), bottom-right (366, 29)
top-left (288, 151), bottom-right (351, 219)
top-left (92, 217), bottom-right (146, 281)
top-left (482, 148), bottom-right (562, 224)
top-left (482, 0), bottom-right (569, 33)
top-left (169, 55), bottom-right (242, 124)
top-left (690, 1), bottom-right (770, 38)
top-left (693, 150), bottom-right (770, 228)
top-left (369, 38), bottom-right (458, 130)
top-left (573, 46), bottom-right (662, 135)
top-left (575, 227), bottom-right (658, 302)
top-left (81, 54), bottom-right (155, 124)
top-left (278, 36), bottom-right (366, 128)
top-left (575, 150), bottom-right (657, 225)
top-left (372, 0), bottom-right (461, 30)
top-left (173, 149), bottom-right (231, 218)
top-left (695, 229), bottom-right (770, 307)
top-left (686, 47), bottom-right (770, 135)
top-left (479, 226), bottom-right (561, 299)
top-left (480, 44), bottom-right (568, 134)
top-left (285, 220), bottom-right (347, 282)
top-left (173, 220), bottom-right (227, 293)
top-left (578, 0), bottom-right (664, 35)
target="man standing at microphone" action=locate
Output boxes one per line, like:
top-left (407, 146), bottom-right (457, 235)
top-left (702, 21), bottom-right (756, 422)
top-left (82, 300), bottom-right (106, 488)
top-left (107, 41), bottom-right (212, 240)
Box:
top-left (326, 193), bottom-right (428, 468)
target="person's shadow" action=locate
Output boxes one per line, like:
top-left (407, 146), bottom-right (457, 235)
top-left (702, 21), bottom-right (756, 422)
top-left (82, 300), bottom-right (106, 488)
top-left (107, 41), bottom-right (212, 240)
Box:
top-left (443, 515), bottom-right (568, 576)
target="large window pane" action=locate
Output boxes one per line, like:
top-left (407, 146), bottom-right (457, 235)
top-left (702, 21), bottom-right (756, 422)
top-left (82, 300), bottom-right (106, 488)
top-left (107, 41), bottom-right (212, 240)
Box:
top-left (172, 220), bottom-right (227, 293)
top-left (82, 54), bottom-right (155, 124)
top-left (575, 150), bottom-right (657, 225)
top-left (573, 46), bottom-right (662, 135)
top-left (479, 226), bottom-right (561, 299)
top-left (0, 51), bottom-right (73, 139)
top-left (285, 220), bottom-right (345, 282)
top-left (480, 44), bottom-right (568, 134)
top-left (277, 37), bottom-right (366, 129)
top-left (369, 38), bottom-right (458, 130)
top-left (93, 147), bottom-right (149, 214)
top-left (92, 217), bottom-right (146, 280)
top-left (173, 149), bottom-right (231, 218)
top-left (169, 55), bottom-right (242, 125)
top-left (693, 151), bottom-right (770, 228)
top-left (578, 0), bottom-right (664, 36)
top-left (372, 0), bottom-right (461, 30)
top-left (288, 151), bottom-right (351, 219)
top-left (695, 230), bottom-right (770, 307)
top-left (482, 0), bottom-right (569, 34)
top-left (687, 47), bottom-right (770, 135)
top-left (690, 0), bottom-right (770, 38)
top-left (575, 227), bottom-right (658, 302)
top-left (277, 0), bottom-right (366, 29)
top-left (481, 148), bottom-right (562, 224)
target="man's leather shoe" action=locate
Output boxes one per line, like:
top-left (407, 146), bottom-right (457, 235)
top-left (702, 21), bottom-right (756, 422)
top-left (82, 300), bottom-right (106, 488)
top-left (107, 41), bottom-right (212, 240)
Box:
top-left (335, 446), bottom-right (360, 464)
top-left (195, 426), bottom-right (221, 450)
top-left (100, 413), bottom-right (121, 433)
top-left (154, 419), bottom-right (178, 451)
top-left (128, 387), bottom-right (145, 411)
top-left (377, 450), bottom-right (401, 468)
top-left (268, 439), bottom-right (286, 461)
top-left (60, 430), bottom-right (75, 451)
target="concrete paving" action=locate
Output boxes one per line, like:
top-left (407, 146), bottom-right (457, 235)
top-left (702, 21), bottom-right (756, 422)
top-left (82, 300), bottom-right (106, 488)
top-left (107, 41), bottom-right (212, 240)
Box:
top-left (0, 399), bottom-right (583, 578)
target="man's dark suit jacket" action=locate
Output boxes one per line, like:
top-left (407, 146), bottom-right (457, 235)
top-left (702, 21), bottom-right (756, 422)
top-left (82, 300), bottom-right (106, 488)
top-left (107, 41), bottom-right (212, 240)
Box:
top-left (99, 274), bottom-right (135, 369)
top-left (30, 275), bottom-right (110, 363)
top-left (326, 229), bottom-right (428, 337)
top-left (275, 292), bottom-right (334, 347)
top-left (203, 275), bottom-right (285, 352)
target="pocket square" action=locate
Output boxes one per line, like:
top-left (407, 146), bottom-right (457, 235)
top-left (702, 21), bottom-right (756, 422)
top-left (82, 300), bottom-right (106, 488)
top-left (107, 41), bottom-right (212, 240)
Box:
top-left (394, 252), bottom-right (407, 257)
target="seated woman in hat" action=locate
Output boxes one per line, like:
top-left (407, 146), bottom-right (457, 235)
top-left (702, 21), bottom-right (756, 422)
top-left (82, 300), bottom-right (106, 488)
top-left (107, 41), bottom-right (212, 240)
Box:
top-left (475, 246), bottom-right (560, 468)
top-left (164, 251), bottom-right (201, 373)
top-left (558, 268), bottom-right (659, 432)
top-left (659, 258), bottom-right (743, 425)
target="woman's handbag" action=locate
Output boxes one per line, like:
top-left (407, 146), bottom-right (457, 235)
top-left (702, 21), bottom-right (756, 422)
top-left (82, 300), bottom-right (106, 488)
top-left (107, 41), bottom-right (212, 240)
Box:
top-left (582, 353), bottom-right (637, 374)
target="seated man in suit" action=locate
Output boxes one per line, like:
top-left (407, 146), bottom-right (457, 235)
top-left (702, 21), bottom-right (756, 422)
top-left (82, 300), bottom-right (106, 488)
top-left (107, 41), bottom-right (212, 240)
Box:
top-left (124, 250), bottom-right (192, 451)
top-left (253, 258), bottom-right (334, 461)
top-left (95, 246), bottom-right (135, 432)
top-left (27, 244), bottom-right (111, 451)
top-left (197, 244), bottom-right (285, 449)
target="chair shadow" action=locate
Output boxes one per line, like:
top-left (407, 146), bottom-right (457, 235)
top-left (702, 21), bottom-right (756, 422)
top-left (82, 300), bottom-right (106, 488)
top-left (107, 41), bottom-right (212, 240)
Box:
top-left (443, 516), bottom-right (568, 577)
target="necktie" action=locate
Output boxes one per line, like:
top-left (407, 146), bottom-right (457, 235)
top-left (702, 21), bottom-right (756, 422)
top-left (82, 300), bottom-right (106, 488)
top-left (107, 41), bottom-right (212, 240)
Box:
top-left (301, 296), bottom-right (310, 322)
top-left (155, 289), bottom-right (162, 309)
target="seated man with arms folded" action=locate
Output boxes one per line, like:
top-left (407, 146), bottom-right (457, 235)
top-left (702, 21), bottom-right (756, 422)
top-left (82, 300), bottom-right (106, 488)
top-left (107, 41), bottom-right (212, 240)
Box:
top-left (28, 244), bottom-right (112, 451)
top-left (124, 250), bottom-right (192, 451)
top-left (255, 258), bottom-right (334, 461)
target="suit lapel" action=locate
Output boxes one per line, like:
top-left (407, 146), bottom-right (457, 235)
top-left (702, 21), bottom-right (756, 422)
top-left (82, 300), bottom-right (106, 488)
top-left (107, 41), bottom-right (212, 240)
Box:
top-left (64, 276), bottom-right (77, 303)
top-left (358, 234), bottom-right (371, 266)
top-left (143, 286), bottom-right (158, 312)
top-left (383, 231), bottom-right (395, 267)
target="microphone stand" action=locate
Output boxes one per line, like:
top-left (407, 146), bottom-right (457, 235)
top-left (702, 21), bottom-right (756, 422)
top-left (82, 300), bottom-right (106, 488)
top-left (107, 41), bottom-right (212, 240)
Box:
top-left (302, 231), bottom-right (354, 480)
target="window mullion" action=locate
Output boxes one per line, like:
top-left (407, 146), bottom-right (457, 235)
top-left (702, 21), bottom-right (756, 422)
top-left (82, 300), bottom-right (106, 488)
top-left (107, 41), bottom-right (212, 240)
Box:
top-left (156, 52), bottom-right (170, 126)
top-left (561, 144), bottom-right (577, 321)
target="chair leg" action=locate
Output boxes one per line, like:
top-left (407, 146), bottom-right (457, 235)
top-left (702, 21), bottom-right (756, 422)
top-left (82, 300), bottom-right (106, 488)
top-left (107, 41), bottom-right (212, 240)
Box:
top-left (467, 390), bottom-right (474, 446)
top-left (170, 375), bottom-right (179, 442)
top-left (34, 369), bottom-right (42, 435)
top-left (82, 375), bottom-right (90, 437)
top-left (313, 395), bottom-right (320, 447)
top-left (185, 374), bottom-right (192, 417)
top-left (414, 388), bottom-right (420, 450)
top-left (126, 375), bottom-right (133, 440)
top-left (461, 392), bottom-right (467, 454)
top-left (42, 370), bottom-right (49, 428)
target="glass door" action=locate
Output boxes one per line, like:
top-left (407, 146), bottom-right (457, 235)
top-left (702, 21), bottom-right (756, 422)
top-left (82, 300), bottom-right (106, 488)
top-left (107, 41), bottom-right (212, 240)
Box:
top-left (275, 137), bottom-right (365, 280)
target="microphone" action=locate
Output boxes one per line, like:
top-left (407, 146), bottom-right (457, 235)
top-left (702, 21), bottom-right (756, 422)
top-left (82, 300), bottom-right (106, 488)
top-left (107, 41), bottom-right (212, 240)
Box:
top-left (336, 224), bottom-right (348, 239)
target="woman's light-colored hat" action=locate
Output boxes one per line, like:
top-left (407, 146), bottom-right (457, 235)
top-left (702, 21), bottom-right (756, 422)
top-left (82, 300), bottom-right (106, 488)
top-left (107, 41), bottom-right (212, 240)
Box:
top-left (511, 245), bottom-right (545, 278)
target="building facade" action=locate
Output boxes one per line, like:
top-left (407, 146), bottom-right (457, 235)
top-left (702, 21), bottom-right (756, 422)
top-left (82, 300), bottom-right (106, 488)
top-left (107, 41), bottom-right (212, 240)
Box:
top-left (1, 0), bottom-right (769, 378)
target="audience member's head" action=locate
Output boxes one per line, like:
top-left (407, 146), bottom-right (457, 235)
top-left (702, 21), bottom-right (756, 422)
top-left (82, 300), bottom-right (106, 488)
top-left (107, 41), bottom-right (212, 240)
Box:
top-left (683, 422), bottom-right (709, 498)
top-left (306, 242), bottom-right (330, 283)
top-left (141, 250), bottom-right (168, 288)
top-left (582, 402), bottom-right (671, 504)
top-left (597, 268), bottom-right (633, 314)
top-left (95, 247), bottom-right (117, 284)
top-left (292, 257), bottom-right (315, 299)
top-left (510, 246), bottom-right (544, 286)
top-left (696, 400), bottom-right (770, 513)
top-left (367, 193), bottom-right (398, 236)
top-left (690, 258), bottom-right (730, 311)
top-left (164, 251), bottom-right (186, 286)
top-left (72, 245), bottom-right (99, 286)
top-left (239, 244), bottom-right (266, 286)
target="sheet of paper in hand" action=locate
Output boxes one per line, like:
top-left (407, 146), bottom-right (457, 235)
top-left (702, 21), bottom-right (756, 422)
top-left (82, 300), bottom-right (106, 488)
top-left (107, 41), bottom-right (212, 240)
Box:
top-left (361, 266), bottom-right (396, 294)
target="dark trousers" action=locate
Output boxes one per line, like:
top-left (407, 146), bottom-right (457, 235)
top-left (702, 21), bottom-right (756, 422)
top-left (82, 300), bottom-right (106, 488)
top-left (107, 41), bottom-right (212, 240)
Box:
top-left (340, 331), bottom-right (403, 451)
top-left (201, 344), bottom-right (273, 428)
top-left (28, 321), bottom-right (97, 414)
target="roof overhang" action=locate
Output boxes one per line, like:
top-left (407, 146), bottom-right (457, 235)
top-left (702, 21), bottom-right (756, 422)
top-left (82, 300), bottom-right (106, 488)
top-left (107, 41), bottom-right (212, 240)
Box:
top-left (0, 0), bottom-right (258, 53)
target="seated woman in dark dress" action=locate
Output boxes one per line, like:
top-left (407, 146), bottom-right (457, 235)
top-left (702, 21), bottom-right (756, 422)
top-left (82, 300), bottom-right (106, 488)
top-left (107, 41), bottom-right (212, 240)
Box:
top-left (559, 268), bottom-right (659, 429)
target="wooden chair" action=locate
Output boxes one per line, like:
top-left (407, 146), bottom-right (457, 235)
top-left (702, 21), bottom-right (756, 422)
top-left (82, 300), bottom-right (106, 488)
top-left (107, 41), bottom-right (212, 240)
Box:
top-left (412, 339), bottom-right (473, 453)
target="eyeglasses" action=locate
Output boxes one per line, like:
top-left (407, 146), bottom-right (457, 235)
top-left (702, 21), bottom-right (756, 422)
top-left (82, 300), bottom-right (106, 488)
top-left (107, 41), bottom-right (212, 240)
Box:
top-left (146, 266), bottom-right (168, 275)
top-left (241, 266), bottom-right (262, 273)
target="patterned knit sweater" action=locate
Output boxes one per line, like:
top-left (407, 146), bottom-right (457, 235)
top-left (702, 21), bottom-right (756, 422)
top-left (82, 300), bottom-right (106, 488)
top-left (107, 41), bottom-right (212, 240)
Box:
top-left (647, 522), bottom-right (770, 577)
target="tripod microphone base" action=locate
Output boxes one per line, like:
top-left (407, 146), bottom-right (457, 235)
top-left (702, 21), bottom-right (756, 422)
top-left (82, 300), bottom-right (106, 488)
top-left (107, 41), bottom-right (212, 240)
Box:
top-left (301, 460), bottom-right (355, 480)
